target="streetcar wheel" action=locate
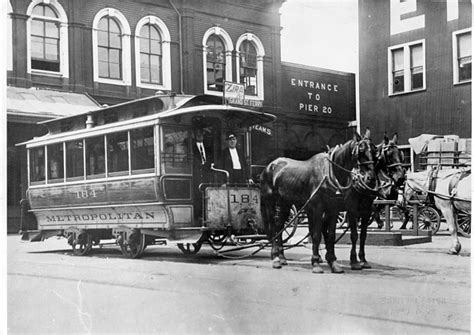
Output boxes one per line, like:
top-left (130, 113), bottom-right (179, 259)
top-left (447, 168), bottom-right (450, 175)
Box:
top-left (417, 206), bottom-right (441, 235)
top-left (208, 233), bottom-right (228, 250)
top-left (72, 233), bottom-right (93, 256)
top-left (457, 211), bottom-right (471, 238)
top-left (119, 231), bottom-right (145, 258)
top-left (282, 205), bottom-right (301, 244)
top-left (177, 242), bottom-right (202, 255)
top-left (336, 211), bottom-right (347, 229)
top-left (208, 232), bottom-right (227, 244)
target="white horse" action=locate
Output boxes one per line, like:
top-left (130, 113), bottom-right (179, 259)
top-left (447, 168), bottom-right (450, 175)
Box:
top-left (405, 167), bottom-right (471, 254)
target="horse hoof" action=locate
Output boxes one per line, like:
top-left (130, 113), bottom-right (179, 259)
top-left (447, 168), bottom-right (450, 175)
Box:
top-left (312, 264), bottom-right (324, 273)
top-left (330, 261), bottom-right (344, 273)
top-left (312, 255), bottom-right (323, 264)
top-left (351, 262), bottom-right (363, 270)
top-left (448, 247), bottom-right (461, 255)
top-left (360, 261), bottom-right (372, 269)
top-left (448, 242), bottom-right (462, 255)
top-left (272, 257), bottom-right (282, 269)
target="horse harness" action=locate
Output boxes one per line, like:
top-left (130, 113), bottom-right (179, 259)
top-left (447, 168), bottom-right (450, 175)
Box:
top-left (424, 168), bottom-right (471, 203)
top-left (326, 141), bottom-right (380, 196)
top-left (427, 168), bottom-right (440, 204)
top-left (448, 169), bottom-right (470, 199)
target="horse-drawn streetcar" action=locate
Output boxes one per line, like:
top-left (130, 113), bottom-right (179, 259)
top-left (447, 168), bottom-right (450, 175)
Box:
top-left (19, 94), bottom-right (275, 258)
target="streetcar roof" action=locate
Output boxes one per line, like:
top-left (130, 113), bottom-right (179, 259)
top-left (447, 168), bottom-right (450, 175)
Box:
top-left (17, 94), bottom-right (276, 146)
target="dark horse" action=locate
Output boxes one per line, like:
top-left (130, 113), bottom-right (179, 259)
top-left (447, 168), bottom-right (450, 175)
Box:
top-left (371, 133), bottom-right (407, 229)
top-left (260, 128), bottom-right (377, 273)
top-left (342, 132), bottom-right (406, 270)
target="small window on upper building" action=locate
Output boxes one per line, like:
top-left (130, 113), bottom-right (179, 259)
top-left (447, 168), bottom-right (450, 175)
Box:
top-left (239, 41), bottom-right (258, 95)
top-left (388, 39), bottom-right (425, 95)
top-left (92, 8), bottom-right (131, 86)
top-left (453, 29), bottom-right (472, 84)
top-left (97, 16), bottom-right (122, 80)
top-left (206, 35), bottom-right (226, 92)
top-left (27, 0), bottom-right (69, 77)
top-left (236, 33), bottom-right (265, 101)
top-left (202, 27), bottom-right (233, 95)
top-left (140, 24), bottom-right (162, 85)
top-left (135, 16), bottom-right (172, 91)
top-left (31, 4), bottom-right (60, 72)
top-left (7, 2), bottom-right (13, 71)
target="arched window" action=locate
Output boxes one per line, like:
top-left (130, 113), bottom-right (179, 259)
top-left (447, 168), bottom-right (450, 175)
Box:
top-left (236, 33), bottom-right (265, 100)
top-left (26, 0), bottom-right (69, 76)
top-left (7, 1), bottom-right (13, 71)
top-left (92, 8), bottom-right (131, 85)
top-left (140, 24), bottom-right (161, 84)
top-left (206, 35), bottom-right (226, 92)
top-left (97, 16), bottom-right (122, 79)
top-left (135, 16), bottom-right (172, 90)
top-left (202, 27), bottom-right (233, 95)
top-left (239, 41), bottom-right (258, 95)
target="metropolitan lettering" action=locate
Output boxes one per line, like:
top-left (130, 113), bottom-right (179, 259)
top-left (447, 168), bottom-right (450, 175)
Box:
top-left (46, 211), bottom-right (156, 222)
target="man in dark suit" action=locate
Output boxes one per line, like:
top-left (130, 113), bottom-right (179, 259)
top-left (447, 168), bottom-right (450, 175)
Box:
top-left (192, 128), bottom-right (212, 221)
top-left (219, 133), bottom-right (253, 185)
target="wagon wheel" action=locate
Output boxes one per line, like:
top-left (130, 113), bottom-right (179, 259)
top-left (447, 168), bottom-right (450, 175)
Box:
top-left (72, 232), bottom-right (93, 256)
top-left (457, 211), bottom-right (471, 238)
top-left (177, 241), bottom-right (203, 255)
top-left (281, 205), bottom-right (301, 244)
top-left (417, 206), bottom-right (441, 235)
top-left (336, 211), bottom-right (347, 229)
top-left (119, 231), bottom-right (145, 259)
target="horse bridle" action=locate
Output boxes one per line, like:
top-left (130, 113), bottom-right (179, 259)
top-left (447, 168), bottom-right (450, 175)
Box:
top-left (376, 143), bottom-right (404, 191)
top-left (351, 139), bottom-right (376, 167)
top-left (378, 143), bottom-right (403, 171)
top-left (326, 138), bottom-right (380, 194)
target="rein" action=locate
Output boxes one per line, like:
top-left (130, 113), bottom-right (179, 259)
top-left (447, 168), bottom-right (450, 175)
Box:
top-left (406, 171), bottom-right (471, 203)
top-left (326, 148), bottom-right (353, 192)
top-left (326, 142), bottom-right (381, 196)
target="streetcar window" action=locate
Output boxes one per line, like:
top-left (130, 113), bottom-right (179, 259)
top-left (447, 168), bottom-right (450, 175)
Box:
top-left (66, 140), bottom-right (84, 181)
top-left (47, 143), bottom-right (64, 183)
top-left (30, 147), bottom-right (45, 185)
top-left (107, 131), bottom-right (129, 176)
top-left (85, 136), bottom-right (105, 179)
top-left (131, 127), bottom-right (154, 174)
top-left (161, 127), bottom-right (190, 174)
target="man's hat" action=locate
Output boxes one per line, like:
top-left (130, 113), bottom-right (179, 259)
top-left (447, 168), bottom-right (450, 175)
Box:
top-left (226, 133), bottom-right (236, 140)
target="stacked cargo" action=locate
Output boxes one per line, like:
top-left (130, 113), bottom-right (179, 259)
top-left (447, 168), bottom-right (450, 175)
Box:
top-left (423, 137), bottom-right (471, 169)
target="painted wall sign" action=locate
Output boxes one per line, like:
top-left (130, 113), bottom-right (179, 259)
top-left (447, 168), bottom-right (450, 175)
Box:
top-left (281, 64), bottom-right (356, 122)
top-left (390, 0), bottom-right (464, 35)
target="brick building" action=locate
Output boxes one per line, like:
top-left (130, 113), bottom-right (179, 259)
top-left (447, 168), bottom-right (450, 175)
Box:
top-left (358, 0), bottom-right (471, 143)
top-left (7, 0), bottom-right (356, 231)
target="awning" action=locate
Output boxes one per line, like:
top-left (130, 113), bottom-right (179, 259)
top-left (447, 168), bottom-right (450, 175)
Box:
top-left (7, 86), bottom-right (101, 124)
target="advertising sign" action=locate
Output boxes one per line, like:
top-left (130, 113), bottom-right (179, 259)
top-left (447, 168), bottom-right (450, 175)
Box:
top-left (224, 81), bottom-right (263, 108)
top-left (224, 81), bottom-right (245, 105)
